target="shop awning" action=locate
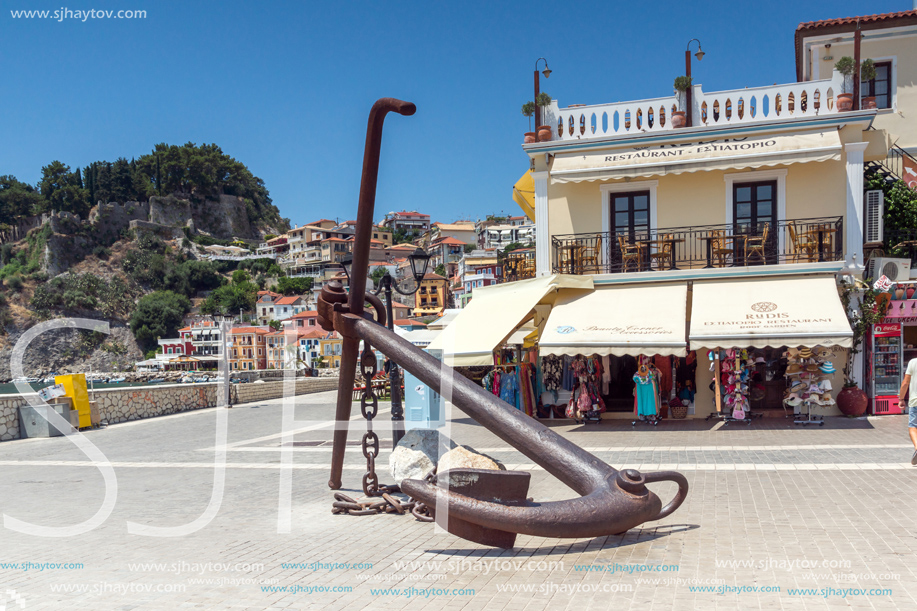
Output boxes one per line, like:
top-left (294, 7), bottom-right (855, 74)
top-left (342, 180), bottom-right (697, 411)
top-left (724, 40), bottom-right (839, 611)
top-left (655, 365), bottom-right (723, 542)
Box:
top-left (688, 276), bottom-right (853, 350)
top-left (428, 274), bottom-right (593, 366)
top-left (512, 170), bottom-right (536, 221)
top-left (551, 128), bottom-right (842, 183)
top-left (540, 283), bottom-right (688, 357)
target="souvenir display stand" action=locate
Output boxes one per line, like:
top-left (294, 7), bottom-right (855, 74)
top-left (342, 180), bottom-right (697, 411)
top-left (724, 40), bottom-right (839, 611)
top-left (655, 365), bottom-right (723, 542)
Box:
top-left (704, 349), bottom-right (754, 426)
top-left (782, 346), bottom-right (837, 426)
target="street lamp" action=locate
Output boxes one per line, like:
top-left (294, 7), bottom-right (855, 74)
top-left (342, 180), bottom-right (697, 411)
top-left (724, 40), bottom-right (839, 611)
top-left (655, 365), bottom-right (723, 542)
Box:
top-left (341, 248), bottom-right (431, 448)
top-left (685, 39), bottom-right (704, 128)
top-left (534, 57), bottom-right (551, 130)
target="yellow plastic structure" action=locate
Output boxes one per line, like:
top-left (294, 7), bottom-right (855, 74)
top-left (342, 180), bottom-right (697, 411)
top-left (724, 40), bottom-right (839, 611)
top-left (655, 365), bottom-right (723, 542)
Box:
top-left (55, 374), bottom-right (91, 429)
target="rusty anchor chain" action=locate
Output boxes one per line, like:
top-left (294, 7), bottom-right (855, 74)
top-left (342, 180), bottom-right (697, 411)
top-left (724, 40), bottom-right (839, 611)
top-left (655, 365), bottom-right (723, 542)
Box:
top-left (323, 97), bottom-right (689, 547)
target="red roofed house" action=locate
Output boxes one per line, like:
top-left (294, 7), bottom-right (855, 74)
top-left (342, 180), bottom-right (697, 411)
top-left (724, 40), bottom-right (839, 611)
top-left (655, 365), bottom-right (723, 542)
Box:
top-left (257, 293), bottom-right (306, 325)
top-left (230, 327), bottom-right (270, 371)
top-left (287, 310), bottom-right (319, 329)
top-left (429, 236), bottom-right (467, 279)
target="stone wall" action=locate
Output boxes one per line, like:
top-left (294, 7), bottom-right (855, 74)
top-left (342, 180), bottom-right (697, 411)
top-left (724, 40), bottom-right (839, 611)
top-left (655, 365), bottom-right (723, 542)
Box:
top-left (0, 376), bottom-right (339, 442)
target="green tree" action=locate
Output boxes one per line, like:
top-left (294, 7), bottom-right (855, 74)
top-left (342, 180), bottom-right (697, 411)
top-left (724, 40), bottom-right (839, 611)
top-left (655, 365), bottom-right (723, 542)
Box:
top-left (129, 291), bottom-right (191, 348)
top-left (434, 264), bottom-right (446, 277)
top-left (274, 276), bottom-right (313, 295)
top-left (39, 161), bottom-right (88, 217)
top-left (0, 176), bottom-right (43, 223)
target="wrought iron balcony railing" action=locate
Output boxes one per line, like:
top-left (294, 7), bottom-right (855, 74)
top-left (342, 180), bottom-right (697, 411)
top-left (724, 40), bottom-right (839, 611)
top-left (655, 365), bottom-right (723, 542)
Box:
top-left (550, 217), bottom-right (843, 275)
top-left (503, 249), bottom-right (536, 282)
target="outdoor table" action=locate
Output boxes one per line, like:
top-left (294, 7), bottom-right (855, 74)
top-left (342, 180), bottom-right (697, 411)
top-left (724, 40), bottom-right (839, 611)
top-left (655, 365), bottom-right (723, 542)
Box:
top-left (806, 226), bottom-right (837, 262)
top-left (697, 235), bottom-right (742, 268)
top-left (558, 244), bottom-right (583, 274)
top-left (638, 237), bottom-right (686, 270)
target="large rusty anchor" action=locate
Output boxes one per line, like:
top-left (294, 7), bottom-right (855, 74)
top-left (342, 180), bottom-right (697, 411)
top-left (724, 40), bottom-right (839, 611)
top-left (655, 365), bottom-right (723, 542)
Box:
top-left (322, 98), bottom-right (689, 548)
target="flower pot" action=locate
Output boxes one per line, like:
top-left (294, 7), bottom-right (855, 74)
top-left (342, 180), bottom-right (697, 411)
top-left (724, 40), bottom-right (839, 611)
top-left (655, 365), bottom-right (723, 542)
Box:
top-left (895, 287), bottom-right (906, 300)
top-left (671, 111), bottom-right (687, 128)
top-left (862, 96), bottom-right (877, 110)
top-left (524, 132), bottom-right (537, 144)
top-left (837, 386), bottom-right (868, 417)
top-left (907, 286), bottom-right (915, 300)
top-left (537, 125), bottom-right (553, 142)
top-left (837, 93), bottom-right (854, 111)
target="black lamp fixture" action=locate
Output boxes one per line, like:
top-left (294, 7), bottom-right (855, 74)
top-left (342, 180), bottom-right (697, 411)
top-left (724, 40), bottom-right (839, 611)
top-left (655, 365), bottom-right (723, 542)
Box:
top-left (688, 39), bottom-right (704, 61)
top-left (408, 248), bottom-right (431, 284)
top-left (533, 57), bottom-right (552, 131)
top-left (685, 39), bottom-right (705, 127)
top-left (536, 57), bottom-right (551, 79)
top-left (340, 253), bottom-right (354, 281)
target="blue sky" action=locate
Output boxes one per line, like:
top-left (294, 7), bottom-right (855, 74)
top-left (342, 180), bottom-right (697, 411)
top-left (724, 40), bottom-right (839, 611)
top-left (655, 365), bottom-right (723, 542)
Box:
top-left (0, 0), bottom-right (906, 226)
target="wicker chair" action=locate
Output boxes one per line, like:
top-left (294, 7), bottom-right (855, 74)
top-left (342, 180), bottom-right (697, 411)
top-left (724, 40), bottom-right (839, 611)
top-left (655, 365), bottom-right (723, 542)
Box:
top-left (788, 222), bottom-right (817, 262)
top-left (710, 230), bottom-right (734, 267)
top-left (649, 234), bottom-right (675, 270)
top-left (617, 235), bottom-right (642, 272)
top-left (744, 223), bottom-right (770, 263)
top-left (579, 237), bottom-right (601, 273)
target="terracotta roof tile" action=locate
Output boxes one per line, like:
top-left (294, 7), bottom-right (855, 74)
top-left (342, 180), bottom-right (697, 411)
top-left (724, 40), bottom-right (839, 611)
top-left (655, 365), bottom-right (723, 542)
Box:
top-left (797, 9), bottom-right (917, 31)
top-left (291, 310), bottom-right (318, 319)
top-left (275, 296), bottom-right (301, 305)
top-left (231, 327), bottom-right (270, 335)
top-left (394, 319), bottom-right (426, 327)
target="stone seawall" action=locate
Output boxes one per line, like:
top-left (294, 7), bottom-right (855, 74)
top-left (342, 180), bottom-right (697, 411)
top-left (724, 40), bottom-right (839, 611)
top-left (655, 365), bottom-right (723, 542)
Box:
top-left (0, 377), bottom-right (339, 442)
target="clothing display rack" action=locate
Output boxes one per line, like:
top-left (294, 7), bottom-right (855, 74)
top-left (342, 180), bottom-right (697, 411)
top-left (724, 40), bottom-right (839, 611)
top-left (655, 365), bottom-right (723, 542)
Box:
top-left (632, 355), bottom-right (662, 427)
top-left (704, 349), bottom-right (755, 426)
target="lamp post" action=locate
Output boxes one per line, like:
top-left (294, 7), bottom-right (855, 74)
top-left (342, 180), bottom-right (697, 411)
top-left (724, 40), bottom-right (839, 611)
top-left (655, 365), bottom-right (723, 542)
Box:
top-left (534, 57), bottom-right (552, 130)
top-left (685, 39), bottom-right (704, 128)
top-left (342, 247), bottom-right (431, 448)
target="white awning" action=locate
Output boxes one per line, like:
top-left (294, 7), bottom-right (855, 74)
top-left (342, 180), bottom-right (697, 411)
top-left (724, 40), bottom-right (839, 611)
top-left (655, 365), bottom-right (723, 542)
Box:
top-left (551, 129), bottom-right (842, 183)
top-left (428, 274), bottom-right (593, 366)
top-left (540, 283), bottom-right (688, 357)
top-left (688, 276), bottom-right (853, 350)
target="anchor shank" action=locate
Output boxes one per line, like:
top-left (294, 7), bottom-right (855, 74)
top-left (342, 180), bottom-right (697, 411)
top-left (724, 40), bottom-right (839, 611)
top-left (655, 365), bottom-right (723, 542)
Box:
top-left (349, 315), bottom-right (613, 494)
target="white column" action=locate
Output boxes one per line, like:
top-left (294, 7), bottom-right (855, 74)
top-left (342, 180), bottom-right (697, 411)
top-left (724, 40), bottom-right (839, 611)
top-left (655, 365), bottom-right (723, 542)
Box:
top-left (533, 171), bottom-right (550, 276)
top-left (845, 142), bottom-right (869, 268)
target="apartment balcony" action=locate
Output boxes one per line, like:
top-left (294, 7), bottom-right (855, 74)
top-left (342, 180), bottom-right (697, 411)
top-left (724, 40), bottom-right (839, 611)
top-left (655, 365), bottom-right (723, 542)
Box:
top-left (535, 72), bottom-right (847, 145)
top-left (550, 217), bottom-right (843, 275)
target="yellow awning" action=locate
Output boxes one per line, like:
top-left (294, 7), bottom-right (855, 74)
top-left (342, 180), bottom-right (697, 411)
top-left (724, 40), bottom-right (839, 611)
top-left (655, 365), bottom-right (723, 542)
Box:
top-left (512, 170), bottom-right (536, 221)
top-left (429, 274), bottom-right (593, 366)
top-left (551, 128), bottom-right (842, 183)
top-left (540, 283), bottom-right (688, 357)
top-left (688, 276), bottom-right (853, 350)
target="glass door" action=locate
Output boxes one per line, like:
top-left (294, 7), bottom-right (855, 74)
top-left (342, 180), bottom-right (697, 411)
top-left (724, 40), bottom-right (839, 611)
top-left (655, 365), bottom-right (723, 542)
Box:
top-left (733, 181), bottom-right (777, 265)
top-left (611, 191), bottom-right (650, 271)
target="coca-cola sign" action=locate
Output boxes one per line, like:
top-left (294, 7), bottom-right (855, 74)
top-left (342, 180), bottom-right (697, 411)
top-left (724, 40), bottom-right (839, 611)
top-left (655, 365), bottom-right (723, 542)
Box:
top-left (874, 323), bottom-right (901, 336)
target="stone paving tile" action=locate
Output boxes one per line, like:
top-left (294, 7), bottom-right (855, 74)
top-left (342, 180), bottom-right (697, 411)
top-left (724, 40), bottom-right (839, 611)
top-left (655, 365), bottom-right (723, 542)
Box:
top-left (0, 391), bottom-right (916, 610)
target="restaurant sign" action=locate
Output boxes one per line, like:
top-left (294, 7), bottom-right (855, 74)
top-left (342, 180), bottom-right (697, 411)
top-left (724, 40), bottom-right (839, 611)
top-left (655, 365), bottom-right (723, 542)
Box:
top-left (551, 129), bottom-right (842, 180)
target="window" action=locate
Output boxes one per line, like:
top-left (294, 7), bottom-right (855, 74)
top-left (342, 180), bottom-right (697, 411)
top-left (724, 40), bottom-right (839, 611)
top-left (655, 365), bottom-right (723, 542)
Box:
top-left (861, 61), bottom-right (892, 109)
top-left (610, 191), bottom-right (651, 241)
top-left (733, 180), bottom-right (777, 264)
top-left (167, 348), bottom-right (173, 354)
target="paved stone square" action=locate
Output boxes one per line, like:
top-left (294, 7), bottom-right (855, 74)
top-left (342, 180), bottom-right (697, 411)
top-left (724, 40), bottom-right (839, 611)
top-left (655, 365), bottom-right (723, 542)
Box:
top-left (1, 389), bottom-right (916, 610)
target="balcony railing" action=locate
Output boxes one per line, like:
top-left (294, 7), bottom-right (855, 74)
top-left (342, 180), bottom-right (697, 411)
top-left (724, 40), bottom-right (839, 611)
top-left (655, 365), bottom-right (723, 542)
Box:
top-left (542, 71), bottom-right (846, 144)
top-left (550, 217), bottom-right (843, 275)
top-left (503, 250), bottom-right (536, 282)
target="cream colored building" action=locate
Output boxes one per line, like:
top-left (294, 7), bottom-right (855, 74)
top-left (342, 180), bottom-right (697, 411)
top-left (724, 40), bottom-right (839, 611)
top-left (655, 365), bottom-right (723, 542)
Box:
top-left (437, 9), bottom-right (917, 420)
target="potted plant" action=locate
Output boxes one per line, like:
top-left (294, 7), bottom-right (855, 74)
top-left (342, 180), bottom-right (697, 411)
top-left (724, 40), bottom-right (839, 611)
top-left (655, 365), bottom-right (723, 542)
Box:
top-left (860, 59), bottom-right (877, 109)
top-left (837, 280), bottom-right (890, 416)
top-left (835, 56), bottom-right (856, 111)
top-left (535, 92), bottom-right (554, 141)
top-left (521, 101), bottom-right (536, 143)
top-left (672, 76), bottom-right (692, 128)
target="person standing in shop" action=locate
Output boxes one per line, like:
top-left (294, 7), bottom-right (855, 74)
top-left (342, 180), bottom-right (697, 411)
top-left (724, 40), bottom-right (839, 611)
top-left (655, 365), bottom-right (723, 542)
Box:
top-left (898, 359), bottom-right (917, 465)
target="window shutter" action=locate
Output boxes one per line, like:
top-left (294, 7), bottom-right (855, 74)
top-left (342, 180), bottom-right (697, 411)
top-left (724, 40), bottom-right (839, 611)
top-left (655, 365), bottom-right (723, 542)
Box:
top-left (865, 190), bottom-right (884, 243)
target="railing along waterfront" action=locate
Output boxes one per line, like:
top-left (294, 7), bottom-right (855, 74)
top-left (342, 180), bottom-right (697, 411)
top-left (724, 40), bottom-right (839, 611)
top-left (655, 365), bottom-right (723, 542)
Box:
top-left (550, 217), bottom-right (843, 275)
top-left (545, 72), bottom-right (846, 143)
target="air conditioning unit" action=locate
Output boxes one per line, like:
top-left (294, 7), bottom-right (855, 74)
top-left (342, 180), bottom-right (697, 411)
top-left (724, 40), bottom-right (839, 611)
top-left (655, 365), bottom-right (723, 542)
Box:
top-left (866, 257), bottom-right (912, 282)
top-left (864, 190), bottom-right (884, 243)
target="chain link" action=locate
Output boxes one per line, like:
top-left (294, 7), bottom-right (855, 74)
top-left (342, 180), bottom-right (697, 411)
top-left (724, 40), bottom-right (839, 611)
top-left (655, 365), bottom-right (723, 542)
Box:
top-left (360, 340), bottom-right (380, 496)
top-left (331, 336), bottom-right (430, 520)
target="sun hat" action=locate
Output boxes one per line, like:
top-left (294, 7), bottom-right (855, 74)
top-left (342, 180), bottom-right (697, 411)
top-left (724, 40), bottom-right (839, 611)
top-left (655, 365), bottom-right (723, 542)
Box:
top-left (806, 363), bottom-right (819, 372)
top-left (798, 347), bottom-right (813, 359)
top-left (785, 396), bottom-right (802, 407)
top-left (786, 364), bottom-right (801, 374)
top-left (822, 392), bottom-right (834, 404)
top-left (819, 361), bottom-right (836, 374)
top-left (808, 394), bottom-right (823, 405)
top-left (820, 379), bottom-right (833, 392)
top-left (791, 381), bottom-right (807, 392)
top-left (817, 348), bottom-right (832, 360)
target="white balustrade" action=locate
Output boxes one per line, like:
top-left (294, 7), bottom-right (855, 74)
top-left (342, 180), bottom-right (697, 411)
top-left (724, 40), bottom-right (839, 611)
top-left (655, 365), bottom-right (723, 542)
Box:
top-left (544, 71), bottom-right (846, 143)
